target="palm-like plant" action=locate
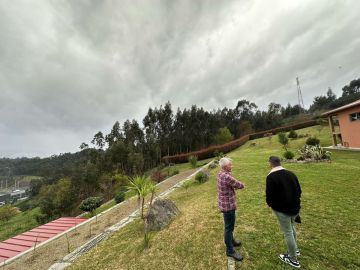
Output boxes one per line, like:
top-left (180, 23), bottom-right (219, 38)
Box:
top-left (127, 176), bottom-right (157, 219)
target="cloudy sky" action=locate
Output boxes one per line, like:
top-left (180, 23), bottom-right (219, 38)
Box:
top-left (1, 0), bottom-right (359, 158)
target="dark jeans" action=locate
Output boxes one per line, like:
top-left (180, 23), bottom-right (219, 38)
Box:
top-left (223, 209), bottom-right (236, 255)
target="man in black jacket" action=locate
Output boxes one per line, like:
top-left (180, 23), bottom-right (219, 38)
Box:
top-left (266, 156), bottom-right (302, 268)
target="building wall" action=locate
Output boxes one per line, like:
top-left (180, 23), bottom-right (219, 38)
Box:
top-left (338, 105), bottom-right (360, 148)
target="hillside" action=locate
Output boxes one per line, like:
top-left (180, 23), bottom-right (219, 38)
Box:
top-left (67, 126), bottom-right (360, 270)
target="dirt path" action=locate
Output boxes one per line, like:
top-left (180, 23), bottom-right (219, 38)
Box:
top-left (4, 169), bottom-right (198, 270)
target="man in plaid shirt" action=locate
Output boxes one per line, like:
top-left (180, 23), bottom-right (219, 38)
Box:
top-left (217, 157), bottom-right (245, 261)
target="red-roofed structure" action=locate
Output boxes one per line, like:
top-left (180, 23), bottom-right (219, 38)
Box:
top-left (0, 217), bottom-right (87, 264)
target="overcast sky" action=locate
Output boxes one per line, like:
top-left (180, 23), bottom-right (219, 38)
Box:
top-left (1, 0), bottom-right (359, 158)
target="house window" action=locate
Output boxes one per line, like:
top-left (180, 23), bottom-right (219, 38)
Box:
top-left (349, 112), bottom-right (360, 122)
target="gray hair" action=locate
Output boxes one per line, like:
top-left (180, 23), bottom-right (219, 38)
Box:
top-left (219, 157), bottom-right (232, 169)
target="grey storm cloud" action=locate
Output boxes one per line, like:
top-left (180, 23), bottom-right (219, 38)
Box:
top-left (0, 0), bottom-right (360, 157)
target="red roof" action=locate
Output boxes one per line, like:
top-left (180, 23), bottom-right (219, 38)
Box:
top-left (0, 217), bottom-right (87, 263)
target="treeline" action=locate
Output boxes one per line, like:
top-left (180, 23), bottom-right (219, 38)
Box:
top-left (0, 77), bottom-right (359, 221)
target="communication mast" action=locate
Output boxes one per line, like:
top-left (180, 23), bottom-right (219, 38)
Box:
top-left (296, 77), bottom-right (304, 111)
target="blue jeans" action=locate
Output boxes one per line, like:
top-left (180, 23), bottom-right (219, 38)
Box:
top-left (223, 209), bottom-right (236, 255)
top-left (274, 211), bottom-right (299, 258)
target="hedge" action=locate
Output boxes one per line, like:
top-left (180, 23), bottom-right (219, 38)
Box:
top-left (162, 119), bottom-right (318, 164)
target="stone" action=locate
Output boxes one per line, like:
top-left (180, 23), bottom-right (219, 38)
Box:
top-left (145, 199), bottom-right (179, 232)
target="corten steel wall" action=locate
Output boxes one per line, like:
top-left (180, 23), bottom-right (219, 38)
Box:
top-left (163, 120), bottom-right (317, 163)
top-left (337, 105), bottom-right (360, 148)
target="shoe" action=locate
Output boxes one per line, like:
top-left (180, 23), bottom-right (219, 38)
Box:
top-left (233, 239), bottom-right (242, 247)
top-left (279, 254), bottom-right (300, 268)
top-left (296, 250), bottom-right (300, 256)
top-left (227, 252), bottom-right (243, 261)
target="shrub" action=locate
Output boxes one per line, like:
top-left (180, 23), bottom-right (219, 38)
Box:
top-left (278, 132), bottom-right (289, 150)
top-left (213, 150), bottom-right (225, 161)
top-left (288, 130), bottom-right (298, 139)
top-left (151, 169), bottom-right (167, 183)
top-left (283, 150), bottom-right (295, 160)
top-left (298, 145), bottom-right (331, 160)
top-left (0, 205), bottom-right (20, 221)
top-left (115, 190), bottom-right (126, 204)
top-left (79, 197), bottom-right (102, 216)
top-left (195, 170), bottom-right (209, 183)
top-left (188, 155), bottom-right (198, 168)
top-left (297, 134), bottom-right (310, 138)
top-left (182, 180), bottom-right (193, 191)
top-left (171, 170), bottom-right (179, 176)
top-left (208, 162), bottom-right (218, 169)
top-left (306, 137), bottom-right (320, 146)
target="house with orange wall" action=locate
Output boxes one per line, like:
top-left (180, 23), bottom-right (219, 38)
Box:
top-left (322, 99), bottom-right (360, 148)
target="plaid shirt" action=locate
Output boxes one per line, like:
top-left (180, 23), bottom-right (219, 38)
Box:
top-left (217, 169), bottom-right (245, 212)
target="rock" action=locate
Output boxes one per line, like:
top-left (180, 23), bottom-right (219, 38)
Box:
top-left (145, 199), bottom-right (179, 232)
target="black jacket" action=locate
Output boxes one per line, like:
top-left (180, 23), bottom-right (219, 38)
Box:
top-left (266, 169), bottom-right (302, 215)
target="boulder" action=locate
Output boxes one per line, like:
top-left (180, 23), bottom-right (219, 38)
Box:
top-left (145, 199), bottom-right (179, 232)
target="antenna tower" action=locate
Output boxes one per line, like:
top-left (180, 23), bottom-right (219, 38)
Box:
top-left (296, 77), bottom-right (304, 110)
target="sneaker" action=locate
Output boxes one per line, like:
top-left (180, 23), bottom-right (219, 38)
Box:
top-left (233, 239), bottom-right (242, 247)
top-left (227, 252), bottom-right (243, 261)
top-left (279, 254), bottom-right (300, 268)
top-left (296, 250), bottom-right (301, 256)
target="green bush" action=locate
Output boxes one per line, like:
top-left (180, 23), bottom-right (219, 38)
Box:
top-left (0, 205), bottom-right (20, 222)
top-left (278, 132), bottom-right (289, 150)
top-left (208, 161), bottom-right (218, 169)
top-left (188, 155), bottom-right (198, 168)
top-left (283, 150), bottom-right (295, 160)
top-left (213, 150), bottom-right (224, 161)
top-left (115, 191), bottom-right (126, 204)
top-left (195, 171), bottom-right (209, 183)
top-left (306, 137), bottom-right (320, 146)
top-left (79, 197), bottom-right (102, 216)
top-left (171, 170), bottom-right (179, 176)
top-left (288, 130), bottom-right (298, 139)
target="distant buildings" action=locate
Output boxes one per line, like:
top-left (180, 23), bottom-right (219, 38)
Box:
top-left (322, 99), bottom-right (360, 149)
top-left (0, 189), bottom-right (29, 204)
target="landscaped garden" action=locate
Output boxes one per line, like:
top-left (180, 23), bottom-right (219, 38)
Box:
top-left (68, 125), bottom-right (360, 270)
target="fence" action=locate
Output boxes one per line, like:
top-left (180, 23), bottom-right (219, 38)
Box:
top-left (163, 119), bottom-right (318, 163)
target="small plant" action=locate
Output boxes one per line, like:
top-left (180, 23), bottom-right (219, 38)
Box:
top-left (214, 150), bottom-right (224, 161)
top-left (151, 169), bottom-right (167, 183)
top-left (288, 130), bottom-right (298, 139)
top-left (188, 155), bottom-right (198, 168)
top-left (142, 232), bottom-right (152, 250)
top-left (195, 170), bottom-right (209, 183)
top-left (65, 233), bottom-right (71, 253)
top-left (208, 162), bottom-right (218, 169)
top-left (114, 190), bottom-right (126, 203)
top-left (171, 170), bottom-right (179, 176)
top-left (306, 136), bottom-right (320, 146)
top-left (283, 150), bottom-right (295, 160)
top-left (88, 222), bottom-right (92, 238)
top-left (278, 132), bottom-right (289, 150)
top-left (182, 180), bottom-right (193, 192)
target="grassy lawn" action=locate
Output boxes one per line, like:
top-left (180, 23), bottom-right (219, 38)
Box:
top-left (69, 126), bottom-right (360, 270)
top-left (145, 157), bottom-right (214, 177)
top-left (0, 207), bottom-right (41, 241)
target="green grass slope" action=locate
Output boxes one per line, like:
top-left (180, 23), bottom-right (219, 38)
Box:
top-left (0, 207), bottom-right (41, 241)
top-left (69, 126), bottom-right (360, 270)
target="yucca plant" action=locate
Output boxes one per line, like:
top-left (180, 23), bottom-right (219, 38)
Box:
top-left (127, 176), bottom-right (157, 219)
top-left (298, 145), bottom-right (331, 160)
